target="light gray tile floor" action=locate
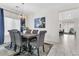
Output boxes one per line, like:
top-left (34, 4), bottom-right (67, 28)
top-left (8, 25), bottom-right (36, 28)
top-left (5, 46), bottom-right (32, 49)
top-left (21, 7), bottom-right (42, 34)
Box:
top-left (48, 34), bottom-right (79, 56)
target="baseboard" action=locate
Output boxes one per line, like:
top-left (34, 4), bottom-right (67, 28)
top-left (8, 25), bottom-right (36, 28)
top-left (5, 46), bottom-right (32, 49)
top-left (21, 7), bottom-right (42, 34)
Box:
top-left (44, 40), bottom-right (60, 45)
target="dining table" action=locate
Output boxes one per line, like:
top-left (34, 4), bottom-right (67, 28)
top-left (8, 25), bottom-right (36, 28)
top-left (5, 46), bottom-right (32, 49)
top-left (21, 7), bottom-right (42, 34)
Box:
top-left (22, 33), bottom-right (38, 54)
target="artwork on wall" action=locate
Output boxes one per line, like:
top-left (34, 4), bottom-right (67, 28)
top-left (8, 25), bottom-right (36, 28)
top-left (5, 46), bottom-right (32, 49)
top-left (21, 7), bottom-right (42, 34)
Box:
top-left (34, 17), bottom-right (46, 28)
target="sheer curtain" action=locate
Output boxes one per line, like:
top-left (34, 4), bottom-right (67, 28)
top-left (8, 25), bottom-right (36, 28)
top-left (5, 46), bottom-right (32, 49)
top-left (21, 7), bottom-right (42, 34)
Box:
top-left (4, 17), bottom-right (20, 43)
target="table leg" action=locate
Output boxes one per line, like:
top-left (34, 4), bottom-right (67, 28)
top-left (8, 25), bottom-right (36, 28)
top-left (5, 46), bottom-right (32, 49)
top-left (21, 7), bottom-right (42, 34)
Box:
top-left (27, 39), bottom-right (32, 53)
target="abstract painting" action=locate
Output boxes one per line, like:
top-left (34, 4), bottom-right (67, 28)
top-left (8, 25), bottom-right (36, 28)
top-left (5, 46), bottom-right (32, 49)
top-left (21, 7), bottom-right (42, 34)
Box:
top-left (34, 17), bottom-right (46, 28)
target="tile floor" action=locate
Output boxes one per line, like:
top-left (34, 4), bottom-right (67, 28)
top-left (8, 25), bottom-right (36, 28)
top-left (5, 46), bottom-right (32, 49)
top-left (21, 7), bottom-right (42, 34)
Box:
top-left (0, 43), bottom-right (52, 56)
top-left (48, 34), bottom-right (79, 56)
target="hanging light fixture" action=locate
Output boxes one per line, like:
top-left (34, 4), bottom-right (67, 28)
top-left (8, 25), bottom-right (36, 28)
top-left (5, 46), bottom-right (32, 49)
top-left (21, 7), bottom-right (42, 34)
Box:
top-left (20, 3), bottom-right (26, 20)
top-left (16, 3), bottom-right (26, 20)
top-left (16, 5), bottom-right (20, 19)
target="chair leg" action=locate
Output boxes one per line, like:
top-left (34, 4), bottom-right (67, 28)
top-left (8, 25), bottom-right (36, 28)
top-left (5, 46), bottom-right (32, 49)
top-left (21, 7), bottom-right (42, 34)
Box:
top-left (20, 47), bottom-right (21, 53)
top-left (14, 44), bottom-right (16, 52)
top-left (43, 45), bottom-right (45, 52)
top-left (18, 47), bottom-right (22, 55)
top-left (10, 42), bottom-right (12, 48)
top-left (37, 48), bottom-right (39, 56)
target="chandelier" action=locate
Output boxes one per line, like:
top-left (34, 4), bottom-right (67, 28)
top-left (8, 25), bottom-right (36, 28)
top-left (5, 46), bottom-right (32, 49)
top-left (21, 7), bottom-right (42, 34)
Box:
top-left (20, 3), bottom-right (26, 20)
top-left (16, 3), bottom-right (26, 20)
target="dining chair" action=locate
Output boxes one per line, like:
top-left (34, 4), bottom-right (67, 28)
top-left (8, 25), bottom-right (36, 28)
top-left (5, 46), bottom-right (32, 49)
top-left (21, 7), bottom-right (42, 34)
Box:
top-left (8, 29), bottom-right (17, 51)
top-left (30, 30), bottom-right (38, 42)
top-left (32, 30), bottom-right (38, 34)
top-left (8, 29), bottom-right (27, 55)
top-left (26, 30), bottom-right (32, 34)
top-left (30, 30), bottom-right (47, 56)
top-left (13, 30), bottom-right (26, 54)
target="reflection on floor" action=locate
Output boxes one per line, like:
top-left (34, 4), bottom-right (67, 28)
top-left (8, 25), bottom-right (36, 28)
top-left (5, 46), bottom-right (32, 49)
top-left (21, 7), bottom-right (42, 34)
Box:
top-left (48, 34), bottom-right (79, 56)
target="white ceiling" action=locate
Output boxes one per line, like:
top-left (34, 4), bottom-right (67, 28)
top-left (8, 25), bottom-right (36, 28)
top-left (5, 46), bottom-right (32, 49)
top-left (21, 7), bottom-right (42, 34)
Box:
top-left (0, 3), bottom-right (79, 15)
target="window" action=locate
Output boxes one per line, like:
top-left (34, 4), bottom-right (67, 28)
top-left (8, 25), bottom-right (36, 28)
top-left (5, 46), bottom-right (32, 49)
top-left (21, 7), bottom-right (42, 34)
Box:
top-left (4, 17), bottom-right (20, 43)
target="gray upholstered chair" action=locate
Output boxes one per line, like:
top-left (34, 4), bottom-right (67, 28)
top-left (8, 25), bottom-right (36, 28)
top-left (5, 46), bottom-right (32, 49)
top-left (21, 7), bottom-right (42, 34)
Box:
top-left (32, 30), bottom-right (38, 34)
top-left (30, 30), bottom-right (47, 56)
top-left (13, 30), bottom-right (25, 53)
top-left (8, 29), bottom-right (27, 55)
top-left (8, 30), bottom-right (17, 51)
top-left (26, 30), bottom-right (31, 34)
top-left (30, 30), bottom-right (38, 41)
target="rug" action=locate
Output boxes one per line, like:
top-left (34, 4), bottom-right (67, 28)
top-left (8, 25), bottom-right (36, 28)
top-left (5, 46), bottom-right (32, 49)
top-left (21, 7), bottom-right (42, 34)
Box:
top-left (18, 43), bottom-right (53, 56)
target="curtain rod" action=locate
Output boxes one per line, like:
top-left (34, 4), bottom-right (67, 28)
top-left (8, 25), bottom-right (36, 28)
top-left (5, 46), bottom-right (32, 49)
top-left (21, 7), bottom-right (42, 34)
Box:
top-left (58, 7), bottom-right (79, 13)
top-left (0, 7), bottom-right (20, 15)
top-left (4, 8), bottom-right (19, 15)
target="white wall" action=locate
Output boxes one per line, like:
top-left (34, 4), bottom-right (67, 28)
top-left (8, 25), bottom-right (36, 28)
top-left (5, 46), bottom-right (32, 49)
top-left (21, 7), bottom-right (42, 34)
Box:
top-left (28, 10), bottom-right (59, 44)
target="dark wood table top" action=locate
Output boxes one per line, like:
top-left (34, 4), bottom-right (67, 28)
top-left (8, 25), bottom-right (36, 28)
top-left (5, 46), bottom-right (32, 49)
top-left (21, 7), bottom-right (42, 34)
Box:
top-left (22, 33), bottom-right (38, 39)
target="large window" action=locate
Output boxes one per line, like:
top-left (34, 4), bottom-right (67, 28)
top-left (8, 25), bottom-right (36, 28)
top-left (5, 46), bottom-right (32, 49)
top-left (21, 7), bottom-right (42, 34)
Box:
top-left (4, 17), bottom-right (20, 43)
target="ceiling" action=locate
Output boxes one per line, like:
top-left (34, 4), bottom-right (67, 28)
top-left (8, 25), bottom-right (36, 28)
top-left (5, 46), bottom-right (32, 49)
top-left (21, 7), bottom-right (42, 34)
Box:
top-left (0, 3), bottom-right (79, 15)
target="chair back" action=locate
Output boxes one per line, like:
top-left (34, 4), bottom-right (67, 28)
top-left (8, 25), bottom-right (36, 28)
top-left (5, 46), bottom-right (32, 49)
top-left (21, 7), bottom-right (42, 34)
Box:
top-left (8, 30), bottom-right (15, 44)
top-left (37, 30), bottom-right (47, 47)
top-left (26, 30), bottom-right (31, 34)
top-left (32, 30), bottom-right (38, 34)
top-left (8, 29), bottom-right (18, 49)
top-left (12, 30), bottom-right (22, 47)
